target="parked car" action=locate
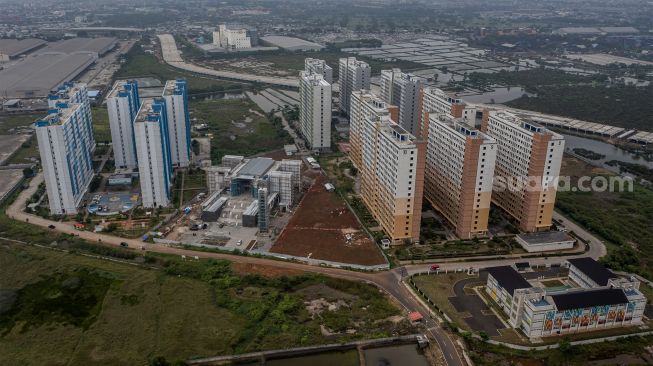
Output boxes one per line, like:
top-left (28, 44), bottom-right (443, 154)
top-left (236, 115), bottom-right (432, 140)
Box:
top-left (48, 224), bottom-right (56, 229)
top-left (120, 242), bottom-right (129, 247)
top-left (236, 239), bottom-right (243, 246)
top-left (430, 264), bottom-right (440, 271)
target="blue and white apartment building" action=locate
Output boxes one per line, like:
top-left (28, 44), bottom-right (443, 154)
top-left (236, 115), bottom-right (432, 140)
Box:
top-left (134, 98), bottom-right (173, 208)
top-left (162, 80), bottom-right (191, 168)
top-left (107, 80), bottom-right (141, 169)
top-left (36, 84), bottom-right (95, 215)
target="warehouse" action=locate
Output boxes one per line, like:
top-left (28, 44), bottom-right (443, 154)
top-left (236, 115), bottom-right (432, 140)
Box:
top-left (260, 36), bottom-right (325, 51)
top-left (35, 37), bottom-right (117, 56)
top-left (0, 38), bottom-right (46, 61)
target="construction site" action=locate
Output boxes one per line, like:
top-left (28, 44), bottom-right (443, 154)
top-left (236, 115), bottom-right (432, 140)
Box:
top-left (165, 155), bottom-right (304, 251)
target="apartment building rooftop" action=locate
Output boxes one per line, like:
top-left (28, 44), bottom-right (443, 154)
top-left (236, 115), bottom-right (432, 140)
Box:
top-left (423, 86), bottom-right (464, 104)
top-left (108, 79), bottom-right (133, 98)
top-left (35, 102), bottom-right (81, 127)
top-left (163, 79), bottom-right (187, 96)
top-left (300, 71), bottom-right (330, 86)
top-left (384, 120), bottom-right (417, 144)
top-left (135, 99), bottom-right (158, 122)
top-left (492, 110), bottom-right (564, 138)
top-left (434, 114), bottom-right (493, 141)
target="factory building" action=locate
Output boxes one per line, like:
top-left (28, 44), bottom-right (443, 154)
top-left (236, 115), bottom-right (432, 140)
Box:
top-left (213, 24), bottom-right (256, 49)
top-left (107, 80), bottom-right (140, 169)
top-left (134, 98), bottom-right (173, 208)
top-left (338, 57), bottom-right (371, 116)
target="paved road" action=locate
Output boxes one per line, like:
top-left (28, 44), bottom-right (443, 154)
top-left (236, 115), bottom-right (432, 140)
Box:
top-left (157, 34), bottom-right (299, 88)
top-left (7, 174), bottom-right (608, 366)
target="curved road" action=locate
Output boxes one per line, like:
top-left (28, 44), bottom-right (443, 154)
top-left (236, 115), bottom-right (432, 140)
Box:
top-left (157, 34), bottom-right (299, 88)
top-left (7, 174), bottom-right (608, 366)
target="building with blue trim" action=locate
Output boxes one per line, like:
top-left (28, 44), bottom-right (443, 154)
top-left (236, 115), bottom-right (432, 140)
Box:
top-left (134, 98), bottom-right (173, 208)
top-left (107, 80), bottom-right (141, 169)
top-left (35, 98), bottom-right (95, 215)
top-left (162, 79), bottom-right (191, 167)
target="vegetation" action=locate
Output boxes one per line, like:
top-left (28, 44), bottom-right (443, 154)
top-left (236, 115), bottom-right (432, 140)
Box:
top-left (115, 44), bottom-right (243, 94)
top-left (91, 106), bottom-right (112, 144)
top-left (467, 69), bottom-right (604, 90)
top-left (508, 84), bottom-right (653, 129)
top-left (0, 240), bottom-right (407, 365)
top-left (190, 98), bottom-right (292, 162)
top-left (572, 148), bottom-right (605, 160)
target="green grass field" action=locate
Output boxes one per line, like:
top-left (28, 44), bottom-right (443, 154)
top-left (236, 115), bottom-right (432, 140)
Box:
top-left (411, 273), bottom-right (478, 331)
top-left (91, 106), bottom-right (112, 144)
top-left (190, 98), bottom-right (293, 162)
top-left (0, 114), bottom-right (41, 134)
top-left (116, 46), bottom-right (243, 94)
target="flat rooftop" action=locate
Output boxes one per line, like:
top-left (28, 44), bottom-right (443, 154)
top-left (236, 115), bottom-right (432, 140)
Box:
top-left (517, 231), bottom-right (573, 245)
top-left (486, 266), bottom-right (532, 295)
top-left (0, 38), bottom-right (46, 57)
top-left (551, 288), bottom-right (629, 310)
top-left (36, 37), bottom-right (117, 55)
top-left (237, 157), bottom-right (275, 178)
top-left (568, 257), bottom-right (616, 286)
top-left (260, 36), bottom-right (324, 51)
top-left (0, 53), bottom-right (95, 97)
top-left (135, 99), bottom-right (157, 122)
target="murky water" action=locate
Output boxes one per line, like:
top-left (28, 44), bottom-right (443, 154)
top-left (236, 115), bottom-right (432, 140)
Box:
top-left (364, 344), bottom-right (429, 366)
top-left (561, 133), bottom-right (653, 170)
top-left (266, 349), bottom-right (359, 366)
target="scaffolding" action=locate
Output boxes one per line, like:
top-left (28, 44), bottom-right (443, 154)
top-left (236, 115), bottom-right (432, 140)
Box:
top-left (279, 159), bottom-right (302, 188)
top-left (205, 166), bottom-right (232, 193)
top-left (268, 170), bottom-right (293, 207)
top-left (221, 155), bottom-right (245, 168)
top-left (257, 187), bottom-right (269, 232)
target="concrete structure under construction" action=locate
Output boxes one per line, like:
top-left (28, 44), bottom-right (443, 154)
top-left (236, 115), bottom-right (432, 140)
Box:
top-left (423, 114), bottom-right (497, 239)
top-left (481, 110), bottom-right (564, 232)
top-left (338, 57), bottom-right (371, 116)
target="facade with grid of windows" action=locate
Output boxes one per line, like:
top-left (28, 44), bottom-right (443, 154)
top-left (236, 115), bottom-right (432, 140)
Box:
top-left (162, 80), bottom-right (191, 168)
top-left (358, 113), bottom-right (425, 243)
top-left (380, 69), bottom-right (424, 136)
top-left (481, 110), bottom-right (564, 232)
top-left (107, 80), bottom-right (140, 169)
top-left (338, 57), bottom-right (370, 116)
top-left (299, 71), bottom-right (332, 151)
top-left (424, 113), bottom-right (497, 238)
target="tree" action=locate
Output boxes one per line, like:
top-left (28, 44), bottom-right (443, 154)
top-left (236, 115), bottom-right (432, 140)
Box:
top-left (22, 167), bottom-right (34, 178)
top-left (479, 331), bottom-right (489, 341)
top-left (558, 336), bottom-right (573, 366)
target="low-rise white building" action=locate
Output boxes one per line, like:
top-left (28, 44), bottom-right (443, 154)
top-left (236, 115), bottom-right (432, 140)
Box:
top-left (515, 231), bottom-right (575, 253)
top-left (213, 24), bottom-right (253, 49)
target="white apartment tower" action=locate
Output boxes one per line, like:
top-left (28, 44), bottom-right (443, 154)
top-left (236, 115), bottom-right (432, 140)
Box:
top-left (107, 80), bottom-right (140, 169)
top-left (35, 100), bottom-right (95, 215)
top-left (162, 80), bottom-right (191, 168)
top-left (380, 69), bottom-right (423, 136)
top-left (424, 114), bottom-right (497, 238)
top-left (299, 71), bottom-right (332, 151)
top-left (48, 82), bottom-right (95, 153)
top-left (348, 90), bottom-right (398, 169)
top-left (304, 58), bottom-right (333, 84)
top-left (358, 114), bottom-right (425, 243)
top-left (420, 87), bottom-right (477, 139)
top-left (134, 98), bottom-right (173, 208)
top-left (481, 110), bottom-right (565, 232)
top-left (338, 57), bottom-right (371, 116)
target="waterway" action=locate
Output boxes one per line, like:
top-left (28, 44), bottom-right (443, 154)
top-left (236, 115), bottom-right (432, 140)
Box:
top-left (364, 344), bottom-right (430, 366)
top-left (461, 86), bottom-right (532, 104)
top-left (561, 133), bottom-right (653, 170)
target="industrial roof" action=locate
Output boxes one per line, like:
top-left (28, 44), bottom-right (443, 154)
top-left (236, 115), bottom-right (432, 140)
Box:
top-left (260, 36), bottom-right (324, 51)
top-left (551, 288), bottom-right (629, 311)
top-left (568, 258), bottom-right (616, 286)
top-left (36, 37), bottom-right (117, 55)
top-left (0, 38), bottom-right (46, 57)
top-left (237, 157), bottom-right (275, 178)
top-left (0, 53), bottom-right (95, 98)
top-left (486, 266), bottom-right (532, 295)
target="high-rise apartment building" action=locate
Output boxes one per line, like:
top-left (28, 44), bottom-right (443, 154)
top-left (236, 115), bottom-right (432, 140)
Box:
top-left (107, 80), bottom-right (140, 169)
top-left (134, 98), bottom-right (173, 208)
top-left (338, 57), bottom-right (371, 116)
top-left (162, 80), bottom-right (191, 168)
top-left (304, 58), bottom-right (333, 84)
top-left (299, 71), bottom-right (332, 151)
top-left (358, 114), bottom-right (425, 243)
top-left (420, 87), bottom-right (476, 139)
top-left (379, 69), bottom-right (423, 136)
top-left (348, 90), bottom-right (398, 169)
top-left (423, 114), bottom-right (497, 238)
top-left (35, 100), bottom-right (95, 215)
top-left (47, 82), bottom-right (95, 152)
top-left (481, 110), bottom-right (565, 232)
